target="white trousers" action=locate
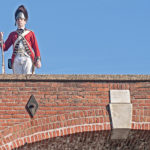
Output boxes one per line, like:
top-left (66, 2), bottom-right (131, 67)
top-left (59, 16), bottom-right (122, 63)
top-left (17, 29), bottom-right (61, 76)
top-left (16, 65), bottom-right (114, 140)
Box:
top-left (13, 55), bottom-right (33, 74)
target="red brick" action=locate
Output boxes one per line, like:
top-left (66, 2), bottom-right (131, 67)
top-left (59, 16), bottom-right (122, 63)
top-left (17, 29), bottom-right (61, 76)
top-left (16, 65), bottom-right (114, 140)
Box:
top-left (67, 128), bottom-right (71, 134)
top-left (45, 132), bottom-right (49, 139)
top-left (78, 126), bottom-right (81, 133)
top-left (70, 128), bottom-right (74, 134)
top-left (56, 130), bottom-right (59, 136)
top-left (38, 134), bottom-right (42, 141)
top-left (85, 125), bottom-right (88, 132)
top-left (31, 135), bottom-right (34, 142)
top-left (60, 130), bottom-right (63, 136)
top-left (92, 125), bottom-right (96, 131)
top-left (88, 125), bottom-right (92, 131)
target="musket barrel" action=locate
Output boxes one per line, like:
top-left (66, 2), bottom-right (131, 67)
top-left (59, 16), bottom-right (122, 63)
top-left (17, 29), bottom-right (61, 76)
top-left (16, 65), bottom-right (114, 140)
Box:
top-left (1, 35), bottom-right (5, 74)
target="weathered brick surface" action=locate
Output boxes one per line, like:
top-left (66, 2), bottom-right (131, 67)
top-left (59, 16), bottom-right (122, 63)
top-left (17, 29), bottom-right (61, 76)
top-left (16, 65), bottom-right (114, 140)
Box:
top-left (0, 75), bottom-right (150, 149)
top-left (17, 130), bottom-right (150, 150)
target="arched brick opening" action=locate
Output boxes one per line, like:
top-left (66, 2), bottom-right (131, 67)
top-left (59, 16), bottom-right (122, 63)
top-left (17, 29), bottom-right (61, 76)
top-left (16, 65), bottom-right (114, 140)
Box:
top-left (0, 109), bottom-right (111, 150)
top-left (14, 130), bottom-right (150, 150)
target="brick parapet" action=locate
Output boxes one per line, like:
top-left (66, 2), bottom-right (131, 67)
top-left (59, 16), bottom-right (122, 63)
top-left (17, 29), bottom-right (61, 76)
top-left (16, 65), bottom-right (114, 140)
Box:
top-left (0, 74), bottom-right (150, 149)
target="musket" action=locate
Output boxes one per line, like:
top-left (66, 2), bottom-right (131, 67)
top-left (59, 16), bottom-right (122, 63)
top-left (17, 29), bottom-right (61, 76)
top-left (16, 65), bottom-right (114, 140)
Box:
top-left (0, 33), bottom-right (5, 74)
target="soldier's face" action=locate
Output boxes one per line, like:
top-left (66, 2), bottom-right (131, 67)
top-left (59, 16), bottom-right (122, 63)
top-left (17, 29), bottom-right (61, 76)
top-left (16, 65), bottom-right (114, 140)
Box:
top-left (16, 18), bottom-right (26, 28)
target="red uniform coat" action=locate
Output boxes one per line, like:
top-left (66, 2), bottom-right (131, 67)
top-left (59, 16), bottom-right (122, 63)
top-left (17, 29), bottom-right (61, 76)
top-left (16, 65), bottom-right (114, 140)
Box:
top-left (1, 29), bottom-right (40, 65)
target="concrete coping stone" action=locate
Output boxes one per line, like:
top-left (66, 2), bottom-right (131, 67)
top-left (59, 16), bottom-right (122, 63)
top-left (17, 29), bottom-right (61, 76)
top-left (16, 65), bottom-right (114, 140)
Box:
top-left (0, 74), bottom-right (150, 81)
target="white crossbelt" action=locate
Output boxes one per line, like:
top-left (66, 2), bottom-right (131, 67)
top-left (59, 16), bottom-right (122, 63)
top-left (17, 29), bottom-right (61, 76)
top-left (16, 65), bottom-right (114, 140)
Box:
top-left (14, 30), bottom-right (35, 57)
top-left (14, 30), bottom-right (30, 48)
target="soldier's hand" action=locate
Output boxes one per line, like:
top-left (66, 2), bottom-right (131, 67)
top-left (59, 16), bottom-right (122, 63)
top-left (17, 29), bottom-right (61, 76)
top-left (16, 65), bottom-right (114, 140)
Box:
top-left (35, 60), bottom-right (41, 68)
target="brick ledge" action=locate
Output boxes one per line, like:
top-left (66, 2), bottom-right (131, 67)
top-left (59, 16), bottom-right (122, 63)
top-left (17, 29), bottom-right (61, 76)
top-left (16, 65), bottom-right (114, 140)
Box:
top-left (0, 74), bottom-right (150, 81)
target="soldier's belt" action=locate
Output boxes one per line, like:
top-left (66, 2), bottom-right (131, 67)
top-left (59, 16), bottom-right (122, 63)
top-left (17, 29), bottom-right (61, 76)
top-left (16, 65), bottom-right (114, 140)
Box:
top-left (16, 53), bottom-right (26, 57)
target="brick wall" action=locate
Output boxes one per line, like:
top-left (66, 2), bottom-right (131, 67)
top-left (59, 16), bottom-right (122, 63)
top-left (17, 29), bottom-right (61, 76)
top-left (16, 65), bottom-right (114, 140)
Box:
top-left (0, 74), bottom-right (150, 149)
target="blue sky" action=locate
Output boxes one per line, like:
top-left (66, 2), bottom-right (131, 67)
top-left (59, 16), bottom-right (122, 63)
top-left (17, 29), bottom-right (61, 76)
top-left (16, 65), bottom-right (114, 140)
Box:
top-left (0, 0), bottom-right (150, 74)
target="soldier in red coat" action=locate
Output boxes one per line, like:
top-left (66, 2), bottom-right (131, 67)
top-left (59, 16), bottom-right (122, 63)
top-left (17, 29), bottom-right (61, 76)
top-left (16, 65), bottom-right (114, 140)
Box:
top-left (0, 5), bottom-right (41, 74)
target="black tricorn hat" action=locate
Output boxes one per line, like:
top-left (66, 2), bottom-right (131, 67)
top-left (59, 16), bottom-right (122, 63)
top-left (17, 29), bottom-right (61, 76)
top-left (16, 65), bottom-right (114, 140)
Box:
top-left (15, 5), bottom-right (28, 21)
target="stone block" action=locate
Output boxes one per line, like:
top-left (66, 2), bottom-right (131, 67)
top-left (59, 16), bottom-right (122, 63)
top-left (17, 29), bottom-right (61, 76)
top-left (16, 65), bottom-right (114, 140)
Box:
top-left (110, 90), bottom-right (130, 103)
top-left (109, 104), bottom-right (132, 129)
